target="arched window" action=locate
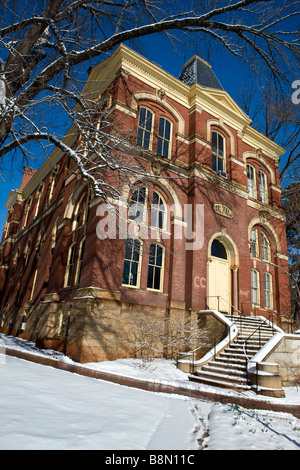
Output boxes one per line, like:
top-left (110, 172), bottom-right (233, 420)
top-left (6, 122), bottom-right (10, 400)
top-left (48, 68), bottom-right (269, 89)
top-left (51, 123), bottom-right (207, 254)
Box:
top-left (128, 187), bottom-right (147, 223)
top-left (23, 197), bottom-right (32, 228)
top-left (250, 229), bottom-right (258, 258)
top-left (247, 164), bottom-right (256, 198)
top-left (137, 107), bottom-right (153, 150)
top-left (157, 117), bottom-right (171, 158)
top-left (211, 239), bottom-right (227, 259)
top-left (122, 238), bottom-right (142, 287)
top-left (258, 170), bottom-right (268, 203)
top-left (261, 232), bottom-right (271, 262)
top-left (75, 237), bottom-right (86, 285)
top-left (147, 243), bottom-right (164, 291)
top-left (251, 269), bottom-right (260, 306)
top-left (34, 184), bottom-right (44, 218)
top-left (72, 193), bottom-right (88, 230)
top-left (264, 272), bottom-right (273, 309)
top-left (64, 242), bottom-right (77, 287)
top-left (212, 131), bottom-right (225, 174)
top-left (24, 239), bottom-right (31, 266)
top-left (151, 190), bottom-right (166, 230)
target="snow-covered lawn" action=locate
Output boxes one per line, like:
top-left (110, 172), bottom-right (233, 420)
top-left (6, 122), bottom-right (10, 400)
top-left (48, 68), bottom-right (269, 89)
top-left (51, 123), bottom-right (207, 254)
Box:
top-left (0, 333), bottom-right (300, 450)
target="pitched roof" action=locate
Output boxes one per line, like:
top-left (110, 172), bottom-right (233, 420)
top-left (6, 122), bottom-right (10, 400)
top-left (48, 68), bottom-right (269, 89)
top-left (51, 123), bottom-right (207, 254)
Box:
top-left (179, 55), bottom-right (223, 90)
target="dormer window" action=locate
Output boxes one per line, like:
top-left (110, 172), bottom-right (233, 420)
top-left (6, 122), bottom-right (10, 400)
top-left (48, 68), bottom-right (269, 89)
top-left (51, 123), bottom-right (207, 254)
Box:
top-left (212, 131), bottom-right (225, 175)
top-left (157, 117), bottom-right (171, 158)
top-left (137, 107), bottom-right (153, 150)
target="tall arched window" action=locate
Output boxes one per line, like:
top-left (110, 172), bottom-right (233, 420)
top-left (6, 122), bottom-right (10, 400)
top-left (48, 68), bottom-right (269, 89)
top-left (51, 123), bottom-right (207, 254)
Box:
top-left (75, 237), bottom-right (86, 285)
top-left (72, 193), bottom-right (88, 231)
top-left (261, 232), bottom-right (271, 262)
top-left (258, 170), bottom-right (268, 203)
top-left (151, 190), bottom-right (166, 230)
top-left (247, 164), bottom-right (256, 198)
top-left (264, 272), bottom-right (273, 309)
top-left (23, 197), bottom-right (32, 228)
top-left (128, 187), bottom-right (147, 223)
top-left (251, 269), bottom-right (260, 306)
top-left (34, 184), bottom-right (44, 218)
top-left (157, 117), bottom-right (171, 158)
top-left (250, 229), bottom-right (258, 258)
top-left (64, 242), bottom-right (77, 287)
top-left (137, 107), bottom-right (153, 150)
top-left (212, 131), bottom-right (225, 174)
top-left (24, 239), bottom-right (31, 266)
top-left (122, 238), bottom-right (142, 287)
top-left (147, 243), bottom-right (164, 291)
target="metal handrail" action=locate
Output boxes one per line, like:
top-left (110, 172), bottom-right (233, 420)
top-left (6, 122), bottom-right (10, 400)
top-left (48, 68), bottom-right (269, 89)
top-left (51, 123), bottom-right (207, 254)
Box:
top-left (242, 313), bottom-right (277, 393)
top-left (205, 295), bottom-right (242, 316)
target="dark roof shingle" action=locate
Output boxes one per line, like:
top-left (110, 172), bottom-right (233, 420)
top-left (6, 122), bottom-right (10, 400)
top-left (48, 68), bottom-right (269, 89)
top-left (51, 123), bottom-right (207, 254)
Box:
top-left (179, 55), bottom-right (223, 90)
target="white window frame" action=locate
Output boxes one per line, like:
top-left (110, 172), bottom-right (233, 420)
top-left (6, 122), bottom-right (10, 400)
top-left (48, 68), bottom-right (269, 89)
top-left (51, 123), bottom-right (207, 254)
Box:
top-left (264, 272), bottom-right (273, 309)
top-left (157, 116), bottom-right (172, 159)
top-left (261, 232), bottom-right (271, 262)
top-left (128, 186), bottom-right (147, 224)
top-left (137, 106), bottom-right (154, 150)
top-left (75, 237), bottom-right (86, 285)
top-left (251, 269), bottom-right (260, 307)
top-left (212, 130), bottom-right (226, 174)
top-left (151, 190), bottom-right (167, 231)
top-left (250, 229), bottom-right (258, 258)
top-left (258, 170), bottom-right (268, 204)
top-left (147, 243), bottom-right (165, 292)
top-left (122, 238), bottom-right (143, 288)
top-left (247, 164), bottom-right (256, 199)
top-left (64, 242), bottom-right (77, 287)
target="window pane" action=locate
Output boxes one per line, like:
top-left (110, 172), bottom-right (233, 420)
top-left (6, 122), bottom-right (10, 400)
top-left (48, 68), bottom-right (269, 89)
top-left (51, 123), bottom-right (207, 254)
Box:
top-left (129, 188), bottom-right (146, 221)
top-left (157, 117), bottom-right (171, 158)
top-left (122, 239), bottom-right (141, 287)
top-left (259, 171), bottom-right (267, 203)
top-left (137, 108), bottom-right (152, 149)
top-left (212, 131), bottom-right (218, 153)
top-left (158, 117), bottom-right (165, 137)
top-left (250, 230), bottom-right (257, 257)
top-left (147, 243), bottom-right (164, 290)
top-left (211, 239), bottom-right (227, 259)
top-left (164, 120), bottom-right (171, 140)
top-left (251, 270), bottom-right (259, 305)
top-left (212, 154), bottom-right (217, 172)
top-left (218, 133), bottom-right (224, 156)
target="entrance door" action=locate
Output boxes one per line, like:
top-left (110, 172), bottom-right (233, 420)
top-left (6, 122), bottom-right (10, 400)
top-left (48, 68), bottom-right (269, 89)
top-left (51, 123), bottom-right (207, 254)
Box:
top-left (208, 239), bottom-right (231, 313)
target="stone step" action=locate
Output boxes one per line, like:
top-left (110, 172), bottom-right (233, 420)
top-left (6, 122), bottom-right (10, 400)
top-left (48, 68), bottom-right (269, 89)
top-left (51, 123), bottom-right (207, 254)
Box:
top-left (194, 369), bottom-right (249, 385)
top-left (186, 313), bottom-right (278, 393)
top-left (205, 360), bottom-right (246, 372)
top-left (202, 364), bottom-right (247, 378)
top-left (189, 374), bottom-right (250, 392)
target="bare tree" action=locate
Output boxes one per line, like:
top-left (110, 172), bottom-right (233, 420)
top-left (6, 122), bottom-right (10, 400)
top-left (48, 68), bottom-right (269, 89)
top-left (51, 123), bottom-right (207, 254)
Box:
top-left (0, 0), bottom-right (299, 195)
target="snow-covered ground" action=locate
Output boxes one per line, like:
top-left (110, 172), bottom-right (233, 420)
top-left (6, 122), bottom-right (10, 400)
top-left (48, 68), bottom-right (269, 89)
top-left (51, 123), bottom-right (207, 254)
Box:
top-left (0, 333), bottom-right (300, 450)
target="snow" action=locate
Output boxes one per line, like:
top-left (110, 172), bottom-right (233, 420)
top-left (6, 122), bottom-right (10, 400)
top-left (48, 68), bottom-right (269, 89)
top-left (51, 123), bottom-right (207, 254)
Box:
top-left (0, 333), bottom-right (300, 450)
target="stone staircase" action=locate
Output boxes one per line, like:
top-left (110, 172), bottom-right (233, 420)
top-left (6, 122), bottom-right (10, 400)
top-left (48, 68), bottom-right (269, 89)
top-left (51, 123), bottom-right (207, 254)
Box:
top-left (189, 315), bottom-right (277, 392)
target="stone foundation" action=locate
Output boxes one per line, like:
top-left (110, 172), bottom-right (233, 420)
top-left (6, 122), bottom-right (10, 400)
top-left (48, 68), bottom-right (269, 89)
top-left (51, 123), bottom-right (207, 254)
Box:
top-left (0, 287), bottom-right (195, 363)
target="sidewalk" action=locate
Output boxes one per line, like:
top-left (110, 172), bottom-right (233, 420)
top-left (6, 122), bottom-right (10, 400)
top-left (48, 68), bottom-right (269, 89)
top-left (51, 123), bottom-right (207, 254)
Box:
top-left (4, 345), bottom-right (300, 419)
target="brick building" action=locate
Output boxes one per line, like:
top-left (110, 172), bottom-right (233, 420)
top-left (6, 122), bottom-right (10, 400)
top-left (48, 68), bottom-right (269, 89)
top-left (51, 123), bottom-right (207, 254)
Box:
top-left (0, 44), bottom-right (292, 363)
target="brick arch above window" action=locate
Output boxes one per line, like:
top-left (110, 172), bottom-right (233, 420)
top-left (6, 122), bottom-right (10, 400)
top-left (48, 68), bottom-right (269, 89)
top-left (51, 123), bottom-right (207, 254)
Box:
top-left (131, 91), bottom-right (185, 135)
top-left (248, 217), bottom-right (281, 253)
top-left (63, 182), bottom-right (88, 220)
top-left (121, 177), bottom-right (183, 220)
top-left (206, 119), bottom-right (235, 156)
top-left (243, 152), bottom-right (275, 185)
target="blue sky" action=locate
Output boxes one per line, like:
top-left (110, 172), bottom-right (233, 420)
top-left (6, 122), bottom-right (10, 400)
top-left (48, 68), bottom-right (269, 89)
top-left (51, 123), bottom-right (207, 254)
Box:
top-left (0, 33), bottom-right (294, 233)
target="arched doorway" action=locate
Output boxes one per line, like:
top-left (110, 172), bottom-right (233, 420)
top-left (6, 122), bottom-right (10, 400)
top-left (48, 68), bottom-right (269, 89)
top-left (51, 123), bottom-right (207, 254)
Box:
top-left (208, 239), bottom-right (231, 313)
